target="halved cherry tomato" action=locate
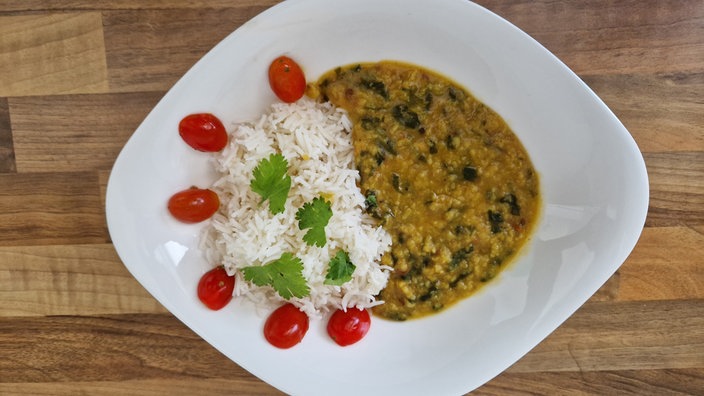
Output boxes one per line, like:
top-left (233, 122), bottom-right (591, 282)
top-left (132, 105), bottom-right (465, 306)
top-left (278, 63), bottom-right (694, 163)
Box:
top-left (197, 266), bottom-right (235, 310)
top-left (327, 307), bottom-right (371, 346)
top-left (268, 56), bottom-right (306, 103)
top-left (179, 113), bottom-right (228, 152)
top-left (168, 187), bottom-right (219, 223)
top-left (264, 303), bottom-right (309, 349)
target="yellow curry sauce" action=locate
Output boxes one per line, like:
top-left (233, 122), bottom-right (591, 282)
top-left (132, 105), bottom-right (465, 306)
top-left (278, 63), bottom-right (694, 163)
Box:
top-left (309, 61), bottom-right (540, 321)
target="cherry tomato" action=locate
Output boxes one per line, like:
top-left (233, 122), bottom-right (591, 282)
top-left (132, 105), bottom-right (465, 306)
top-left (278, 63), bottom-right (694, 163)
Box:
top-left (197, 266), bottom-right (235, 310)
top-left (179, 113), bottom-right (228, 152)
top-left (264, 303), bottom-right (309, 349)
top-left (327, 307), bottom-right (371, 346)
top-left (168, 187), bottom-right (220, 223)
top-left (268, 56), bottom-right (306, 103)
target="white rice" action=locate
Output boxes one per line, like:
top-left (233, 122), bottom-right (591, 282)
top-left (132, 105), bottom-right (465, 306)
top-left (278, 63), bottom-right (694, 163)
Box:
top-left (201, 97), bottom-right (392, 318)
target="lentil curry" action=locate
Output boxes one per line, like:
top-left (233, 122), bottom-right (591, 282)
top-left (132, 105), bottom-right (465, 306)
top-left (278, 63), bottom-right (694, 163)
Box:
top-left (309, 61), bottom-right (540, 321)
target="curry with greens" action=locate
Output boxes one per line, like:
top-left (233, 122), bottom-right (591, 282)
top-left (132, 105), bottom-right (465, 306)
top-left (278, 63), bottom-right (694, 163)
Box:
top-left (309, 61), bottom-right (540, 321)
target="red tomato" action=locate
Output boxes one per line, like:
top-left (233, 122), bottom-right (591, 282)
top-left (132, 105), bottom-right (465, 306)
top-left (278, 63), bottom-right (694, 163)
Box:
top-left (264, 303), bottom-right (309, 349)
top-left (179, 113), bottom-right (228, 152)
top-left (168, 187), bottom-right (220, 223)
top-left (268, 56), bottom-right (306, 103)
top-left (327, 307), bottom-right (371, 346)
top-left (197, 266), bottom-right (235, 310)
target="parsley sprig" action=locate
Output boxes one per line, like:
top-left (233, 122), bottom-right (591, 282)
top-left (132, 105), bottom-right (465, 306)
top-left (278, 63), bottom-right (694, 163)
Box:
top-left (250, 153), bottom-right (291, 215)
top-left (241, 253), bottom-right (310, 299)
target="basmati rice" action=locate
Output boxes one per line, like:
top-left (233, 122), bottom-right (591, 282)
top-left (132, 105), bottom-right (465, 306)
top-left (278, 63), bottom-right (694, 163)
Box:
top-left (201, 97), bottom-right (392, 318)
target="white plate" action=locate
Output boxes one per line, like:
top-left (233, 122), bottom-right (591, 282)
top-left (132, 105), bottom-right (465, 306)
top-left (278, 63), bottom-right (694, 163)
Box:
top-left (105, 0), bottom-right (649, 394)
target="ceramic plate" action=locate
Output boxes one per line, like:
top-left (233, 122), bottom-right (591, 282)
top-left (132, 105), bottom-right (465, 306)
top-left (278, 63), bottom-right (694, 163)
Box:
top-left (106, 0), bottom-right (649, 394)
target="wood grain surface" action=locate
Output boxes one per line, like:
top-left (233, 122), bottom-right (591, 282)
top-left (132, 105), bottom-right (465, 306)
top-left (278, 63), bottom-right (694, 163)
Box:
top-left (1, 0), bottom-right (702, 394)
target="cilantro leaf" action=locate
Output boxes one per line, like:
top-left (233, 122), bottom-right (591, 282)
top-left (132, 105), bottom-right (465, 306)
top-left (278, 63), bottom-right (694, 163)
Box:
top-left (296, 197), bottom-right (333, 247)
top-left (324, 250), bottom-right (356, 286)
top-left (241, 253), bottom-right (310, 299)
top-left (250, 153), bottom-right (291, 215)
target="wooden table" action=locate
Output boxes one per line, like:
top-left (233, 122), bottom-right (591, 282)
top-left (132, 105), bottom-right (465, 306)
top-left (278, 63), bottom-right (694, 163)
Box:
top-left (1, 1), bottom-right (702, 394)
